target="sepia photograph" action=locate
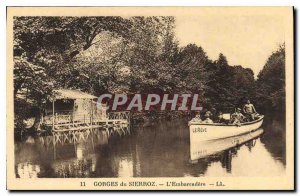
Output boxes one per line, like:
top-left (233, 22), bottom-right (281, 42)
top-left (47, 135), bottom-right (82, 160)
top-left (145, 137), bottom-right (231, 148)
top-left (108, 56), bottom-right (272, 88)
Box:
top-left (6, 7), bottom-right (294, 190)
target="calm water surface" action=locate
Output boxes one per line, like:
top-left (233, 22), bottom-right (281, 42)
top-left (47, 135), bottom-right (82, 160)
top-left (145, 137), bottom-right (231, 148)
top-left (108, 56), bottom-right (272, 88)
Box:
top-left (15, 117), bottom-right (286, 178)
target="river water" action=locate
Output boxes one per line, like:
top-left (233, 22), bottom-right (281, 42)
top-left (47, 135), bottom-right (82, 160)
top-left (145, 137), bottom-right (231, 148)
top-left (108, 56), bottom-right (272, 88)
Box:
top-left (15, 117), bottom-right (286, 178)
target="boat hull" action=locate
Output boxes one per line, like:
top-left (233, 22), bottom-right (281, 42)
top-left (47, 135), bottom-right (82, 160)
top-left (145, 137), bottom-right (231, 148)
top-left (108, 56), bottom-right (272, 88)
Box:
top-left (189, 115), bottom-right (264, 142)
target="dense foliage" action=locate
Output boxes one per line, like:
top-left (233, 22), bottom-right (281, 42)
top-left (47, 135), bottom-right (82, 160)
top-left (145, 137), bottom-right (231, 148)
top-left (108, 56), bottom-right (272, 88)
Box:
top-left (13, 16), bottom-right (285, 130)
top-left (255, 45), bottom-right (285, 113)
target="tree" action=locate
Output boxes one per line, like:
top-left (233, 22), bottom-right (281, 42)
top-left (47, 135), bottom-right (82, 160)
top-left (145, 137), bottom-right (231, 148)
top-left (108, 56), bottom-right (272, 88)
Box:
top-left (204, 53), bottom-right (255, 112)
top-left (14, 56), bottom-right (53, 102)
top-left (173, 44), bottom-right (208, 94)
top-left (216, 53), bottom-right (228, 66)
top-left (14, 16), bottom-right (132, 88)
top-left (255, 44), bottom-right (285, 113)
top-left (124, 16), bottom-right (178, 93)
top-left (69, 32), bottom-right (131, 95)
top-left (14, 16), bottom-right (132, 60)
top-left (14, 56), bottom-right (54, 131)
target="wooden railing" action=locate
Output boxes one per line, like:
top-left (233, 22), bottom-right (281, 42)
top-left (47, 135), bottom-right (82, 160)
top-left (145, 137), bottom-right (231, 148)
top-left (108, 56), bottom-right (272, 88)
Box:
top-left (45, 110), bottom-right (73, 116)
top-left (42, 112), bottom-right (107, 125)
top-left (41, 111), bottom-right (131, 132)
top-left (108, 111), bottom-right (131, 122)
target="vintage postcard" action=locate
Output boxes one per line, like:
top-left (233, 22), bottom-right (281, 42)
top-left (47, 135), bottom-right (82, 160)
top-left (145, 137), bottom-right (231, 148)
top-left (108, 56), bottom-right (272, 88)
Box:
top-left (7, 7), bottom-right (294, 190)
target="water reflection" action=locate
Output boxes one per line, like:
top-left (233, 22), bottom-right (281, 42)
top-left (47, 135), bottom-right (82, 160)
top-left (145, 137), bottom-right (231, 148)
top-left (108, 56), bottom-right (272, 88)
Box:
top-left (190, 128), bottom-right (263, 161)
top-left (15, 118), bottom-right (286, 178)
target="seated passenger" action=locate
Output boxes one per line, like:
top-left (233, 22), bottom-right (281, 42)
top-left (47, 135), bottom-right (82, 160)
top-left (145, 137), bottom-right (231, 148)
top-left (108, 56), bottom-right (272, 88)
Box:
top-left (230, 108), bottom-right (245, 125)
top-left (203, 113), bottom-right (213, 124)
top-left (205, 110), bottom-right (212, 118)
top-left (215, 112), bottom-right (226, 123)
top-left (189, 112), bottom-right (202, 123)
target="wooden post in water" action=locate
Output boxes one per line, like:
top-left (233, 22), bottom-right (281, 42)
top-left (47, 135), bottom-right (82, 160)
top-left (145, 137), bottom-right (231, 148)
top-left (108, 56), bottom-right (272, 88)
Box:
top-left (90, 99), bottom-right (93, 125)
top-left (53, 134), bottom-right (56, 160)
top-left (52, 100), bottom-right (55, 131)
top-left (91, 99), bottom-right (94, 124)
top-left (72, 100), bottom-right (75, 126)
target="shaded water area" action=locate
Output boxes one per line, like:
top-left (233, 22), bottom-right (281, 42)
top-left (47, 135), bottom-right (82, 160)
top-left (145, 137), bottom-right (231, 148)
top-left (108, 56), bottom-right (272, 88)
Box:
top-left (15, 116), bottom-right (286, 178)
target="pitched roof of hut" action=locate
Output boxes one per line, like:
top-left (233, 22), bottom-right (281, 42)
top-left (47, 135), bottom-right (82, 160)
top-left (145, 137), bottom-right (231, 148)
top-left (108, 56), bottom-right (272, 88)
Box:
top-left (53, 89), bottom-right (97, 100)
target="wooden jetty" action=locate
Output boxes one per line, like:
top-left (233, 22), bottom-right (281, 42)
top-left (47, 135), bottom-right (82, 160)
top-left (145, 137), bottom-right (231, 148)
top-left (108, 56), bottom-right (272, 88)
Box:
top-left (40, 89), bottom-right (130, 133)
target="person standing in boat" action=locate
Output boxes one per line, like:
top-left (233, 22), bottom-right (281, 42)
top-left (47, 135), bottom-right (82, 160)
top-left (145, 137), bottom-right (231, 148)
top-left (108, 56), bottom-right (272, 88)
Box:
top-left (243, 100), bottom-right (257, 121)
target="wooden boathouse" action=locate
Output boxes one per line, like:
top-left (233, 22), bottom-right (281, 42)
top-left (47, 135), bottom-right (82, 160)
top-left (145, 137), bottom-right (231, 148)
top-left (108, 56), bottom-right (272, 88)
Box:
top-left (40, 89), bottom-right (130, 132)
